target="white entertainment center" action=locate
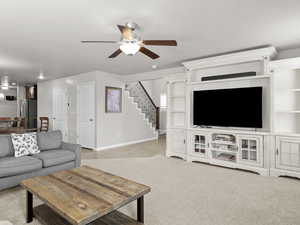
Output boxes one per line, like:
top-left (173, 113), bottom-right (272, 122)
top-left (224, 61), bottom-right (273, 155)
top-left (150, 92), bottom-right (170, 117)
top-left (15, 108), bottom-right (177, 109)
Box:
top-left (166, 47), bottom-right (300, 178)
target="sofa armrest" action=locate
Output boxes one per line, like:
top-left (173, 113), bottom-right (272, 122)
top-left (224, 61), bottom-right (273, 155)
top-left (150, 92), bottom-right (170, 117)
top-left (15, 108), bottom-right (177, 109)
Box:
top-left (61, 142), bottom-right (81, 167)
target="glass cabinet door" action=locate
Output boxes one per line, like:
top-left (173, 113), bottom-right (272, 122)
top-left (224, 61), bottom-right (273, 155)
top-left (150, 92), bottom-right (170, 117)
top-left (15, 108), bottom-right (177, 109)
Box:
top-left (249, 140), bottom-right (257, 161)
top-left (239, 136), bottom-right (262, 166)
top-left (193, 134), bottom-right (207, 155)
top-left (241, 139), bottom-right (249, 160)
top-left (241, 139), bottom-right (258, 161)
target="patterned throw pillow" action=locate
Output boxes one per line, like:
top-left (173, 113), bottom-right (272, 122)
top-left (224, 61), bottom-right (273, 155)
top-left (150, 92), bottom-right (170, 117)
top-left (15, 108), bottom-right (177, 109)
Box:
top-left (11, 133), bottom-right (40, 157)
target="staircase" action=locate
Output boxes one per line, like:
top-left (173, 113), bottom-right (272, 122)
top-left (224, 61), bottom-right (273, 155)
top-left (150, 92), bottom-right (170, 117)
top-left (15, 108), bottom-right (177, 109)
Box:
top-left (125, 82), bottom-right (160, 131)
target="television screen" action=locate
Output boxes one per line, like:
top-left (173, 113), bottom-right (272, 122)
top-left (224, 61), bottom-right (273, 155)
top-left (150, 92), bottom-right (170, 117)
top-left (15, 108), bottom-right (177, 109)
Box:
top-left (193, 87), bottom-right (262, 128)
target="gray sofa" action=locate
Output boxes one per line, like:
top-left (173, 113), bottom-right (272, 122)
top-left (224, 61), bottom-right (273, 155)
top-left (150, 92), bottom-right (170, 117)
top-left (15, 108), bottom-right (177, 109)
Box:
top-left (0, 130), bottom-right (81, 191)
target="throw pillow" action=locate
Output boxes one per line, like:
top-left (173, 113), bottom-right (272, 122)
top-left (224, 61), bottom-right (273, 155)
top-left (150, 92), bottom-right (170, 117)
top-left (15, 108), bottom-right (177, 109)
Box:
top-left (11, 133), bottom-right (40, 157)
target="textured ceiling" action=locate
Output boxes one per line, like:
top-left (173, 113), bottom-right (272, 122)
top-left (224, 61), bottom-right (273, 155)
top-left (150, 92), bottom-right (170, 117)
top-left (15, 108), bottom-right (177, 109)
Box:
top-left (0, 0), bottom-right (300, 83)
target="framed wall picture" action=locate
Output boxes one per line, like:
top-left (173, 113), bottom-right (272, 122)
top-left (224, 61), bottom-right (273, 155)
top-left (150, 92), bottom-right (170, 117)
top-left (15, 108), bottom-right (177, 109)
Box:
top-left (105, 86), bottom-right (122, 113)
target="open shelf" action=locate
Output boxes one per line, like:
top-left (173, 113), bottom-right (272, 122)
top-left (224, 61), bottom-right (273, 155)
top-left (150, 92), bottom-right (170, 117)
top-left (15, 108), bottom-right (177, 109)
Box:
top-left (276, 110), bottom-right (300, 113)
top-left (169, 82), bottom-right (185, 96)
top-left (170, 111), bottom-right (185, 113)
top-left (211, 148), bottom-right (238, 154)
top-left (211, 151), bottom-right (237, 162)
top-left (211, 141), bottom-right (237, 146)
top-left (169, 126), bottom-right (186, 129)
top-left (168, 80), bottom-right (186, 129)
top-left (170, 96), bottom-right (185, 98)
top-left (289, 89), bottom-right (300, 92)
top-left (273, 68), bottom-right (300, 134)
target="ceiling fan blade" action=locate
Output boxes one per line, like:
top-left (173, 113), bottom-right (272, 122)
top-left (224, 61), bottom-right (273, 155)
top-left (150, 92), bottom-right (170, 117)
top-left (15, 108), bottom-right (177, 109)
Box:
top-left (81, 41), bottom-right (118, 43)
top-left (117, 25), bottom-right (126, 33)
top-left (139, 47), bottom-right (160, 59)
top-left (108, 49), bottom-right (122, 58)
top-left (142, 40), bottom-right (177, 46)
top-left (117, 24), bottom-right (133, 40)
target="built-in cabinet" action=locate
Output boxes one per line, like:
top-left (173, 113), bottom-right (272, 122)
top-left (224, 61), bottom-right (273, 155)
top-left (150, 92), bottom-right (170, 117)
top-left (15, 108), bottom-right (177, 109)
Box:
top-left (185, 130), bottom-right (268, 175)
top-left (189, 132), bottom-right (209, 158)
top-left (167, 80), bottom-right (186, 129)
top-left (238, 135), bottom-right (263, 167)
top-left (167, 129), bottom-right (186, 159)
top-left (269, 57), bottom-right (300, 178)
top-left (166, 80), bottom-right (187, 159)
top-left (166, 47), bottom-right (300, 179)
top-left (275, 136), bottom-right (300, 172)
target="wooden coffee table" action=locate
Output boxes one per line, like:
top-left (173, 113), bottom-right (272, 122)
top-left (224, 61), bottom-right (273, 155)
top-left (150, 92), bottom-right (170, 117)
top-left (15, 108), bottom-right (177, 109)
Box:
top-left (21, 166), bottom-right (151, 225)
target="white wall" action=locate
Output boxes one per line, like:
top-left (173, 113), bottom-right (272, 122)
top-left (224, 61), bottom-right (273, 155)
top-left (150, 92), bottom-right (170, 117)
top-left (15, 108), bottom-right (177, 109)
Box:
top-left (38, 71), bottom-right (157, 149)
top-left (98, 75), bottom-right (157, 148)
top-left (37, 81), bottom-right (54, 130)
top-left (0, 88), bottom-right (17, 117)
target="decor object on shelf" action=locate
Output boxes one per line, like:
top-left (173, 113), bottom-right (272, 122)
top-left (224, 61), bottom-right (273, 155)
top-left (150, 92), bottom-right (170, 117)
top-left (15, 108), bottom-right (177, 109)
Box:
top-left (105, 86), bottom-right (122, 113)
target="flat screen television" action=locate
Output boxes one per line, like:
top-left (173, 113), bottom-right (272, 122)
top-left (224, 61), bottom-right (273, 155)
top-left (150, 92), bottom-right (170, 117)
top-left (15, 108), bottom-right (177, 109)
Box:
top-left (193, 87), bottom-right (262, 128)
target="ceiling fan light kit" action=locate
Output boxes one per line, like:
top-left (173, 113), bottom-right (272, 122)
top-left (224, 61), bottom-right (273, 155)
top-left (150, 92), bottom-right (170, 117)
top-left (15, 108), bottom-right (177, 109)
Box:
top-left (120, 42), bottom-right (141, 55)
top-left (82, 22), bottom-right (177, 59)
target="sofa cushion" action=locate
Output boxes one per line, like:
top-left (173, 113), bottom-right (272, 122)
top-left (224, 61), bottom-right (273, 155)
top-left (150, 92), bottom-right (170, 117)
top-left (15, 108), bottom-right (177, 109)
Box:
top-left (0, 135), bottom-right (14, 157)
top-left (37, 130), bottom-right (62, 151)
top-left (0, 156), bottom-right (42, 178)
top-left (32, 150), bottom-right (75, 167)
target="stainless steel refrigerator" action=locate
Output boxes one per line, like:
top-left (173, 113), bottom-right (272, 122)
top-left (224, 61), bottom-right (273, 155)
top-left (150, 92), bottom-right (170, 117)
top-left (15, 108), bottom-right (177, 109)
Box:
top-left (20, 99), bottom-right (37, 129)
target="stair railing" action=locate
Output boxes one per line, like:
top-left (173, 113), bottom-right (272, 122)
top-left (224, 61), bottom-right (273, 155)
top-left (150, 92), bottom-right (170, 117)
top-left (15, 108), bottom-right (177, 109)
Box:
top-left (125, 82), bottom-right (160, 130)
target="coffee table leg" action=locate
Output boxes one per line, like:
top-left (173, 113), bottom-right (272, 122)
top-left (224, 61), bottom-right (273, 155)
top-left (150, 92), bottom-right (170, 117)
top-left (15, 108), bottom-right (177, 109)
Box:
top-left (26, 191), bottom-right (33, 223)
top-left (137, 196), bottom-right (144, 223)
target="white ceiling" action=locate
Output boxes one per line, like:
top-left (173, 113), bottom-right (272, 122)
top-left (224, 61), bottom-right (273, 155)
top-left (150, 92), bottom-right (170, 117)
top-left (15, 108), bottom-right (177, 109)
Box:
top-left (0, 0), bottom-right (300, 83)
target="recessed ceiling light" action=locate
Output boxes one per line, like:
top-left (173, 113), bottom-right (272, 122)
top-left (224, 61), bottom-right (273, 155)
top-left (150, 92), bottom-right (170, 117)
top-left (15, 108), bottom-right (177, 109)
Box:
top-left (38, 72), bottom-right (45, 80)
top-left (1, 86), bottom-right (9, 90)
top-left (11, 82), bottom-right (16, 86)
top-left (152, 65), bottom-right (158, 69)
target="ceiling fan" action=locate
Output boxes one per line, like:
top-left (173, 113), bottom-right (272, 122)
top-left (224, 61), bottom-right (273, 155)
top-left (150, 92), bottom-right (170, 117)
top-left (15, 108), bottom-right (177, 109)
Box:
top-left (81, 22), bottom-right (177, 59)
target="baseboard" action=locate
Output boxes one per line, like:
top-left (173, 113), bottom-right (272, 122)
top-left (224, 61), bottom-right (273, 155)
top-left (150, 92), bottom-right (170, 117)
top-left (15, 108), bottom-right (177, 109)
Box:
top-left (96, 137), bottom-right (158, 151)
top-left (270, 168), bottom-right (300, 179)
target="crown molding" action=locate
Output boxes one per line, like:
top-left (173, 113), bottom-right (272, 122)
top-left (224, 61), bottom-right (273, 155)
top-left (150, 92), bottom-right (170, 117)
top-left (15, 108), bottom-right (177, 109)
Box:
top-left (270, 57), bottom-right (300, 70)
top-left (121, 66), bottom-right (185, 82)
top-left (182, 46), bottom-right (277, 71)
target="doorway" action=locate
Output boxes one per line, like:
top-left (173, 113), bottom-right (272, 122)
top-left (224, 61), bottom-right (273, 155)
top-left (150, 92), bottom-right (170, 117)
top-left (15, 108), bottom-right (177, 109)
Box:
top-left (77, 81), bottom-right (96, 149)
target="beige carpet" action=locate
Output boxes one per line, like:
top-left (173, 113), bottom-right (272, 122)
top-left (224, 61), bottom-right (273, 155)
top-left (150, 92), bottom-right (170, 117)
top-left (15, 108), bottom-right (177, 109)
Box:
top-left (1, 155), bottom-right (300, 225)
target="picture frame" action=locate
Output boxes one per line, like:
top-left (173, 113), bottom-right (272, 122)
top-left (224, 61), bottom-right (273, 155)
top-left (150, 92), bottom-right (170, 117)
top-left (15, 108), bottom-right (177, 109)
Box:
top-left (105, 86), bottom-right (122, 113)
